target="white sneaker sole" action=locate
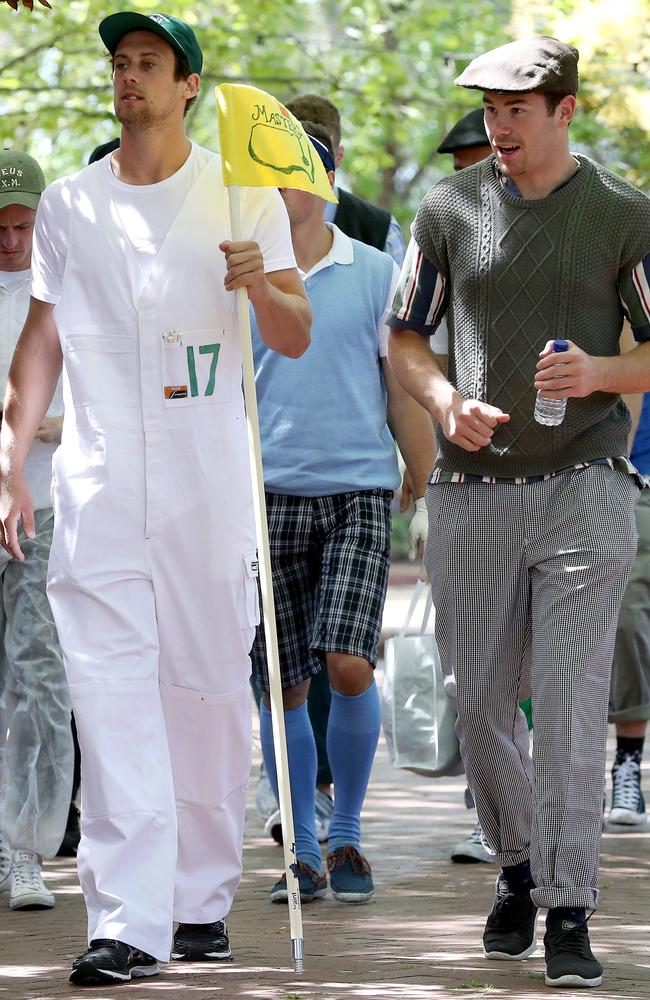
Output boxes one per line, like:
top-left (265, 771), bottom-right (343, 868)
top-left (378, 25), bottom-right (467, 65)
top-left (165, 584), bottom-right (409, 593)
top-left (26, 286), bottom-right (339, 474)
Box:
top-left (10, 892), bottom-right (55, 910)
top-left (544, 972), bottom-right (603, 988)
top-left (70, 963), bottom-right (159, 985)
top-left (607, 808), bottom-right (647, 826)
top-left (330, 889), bottom-right (374, 904)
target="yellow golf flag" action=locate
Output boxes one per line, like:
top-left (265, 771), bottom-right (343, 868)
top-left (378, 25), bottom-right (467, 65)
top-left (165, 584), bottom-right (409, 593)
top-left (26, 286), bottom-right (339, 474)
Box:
top-left (216, 83), bottom-right (337, 204)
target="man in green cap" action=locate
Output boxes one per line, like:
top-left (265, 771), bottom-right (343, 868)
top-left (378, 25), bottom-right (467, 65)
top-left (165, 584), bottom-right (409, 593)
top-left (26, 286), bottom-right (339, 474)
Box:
top-left (388, 35), bottom-right (650, 989)
top-left (0, 149), bottom-right (72, 912)
top-left (0, 10), bottom-right (310, 987)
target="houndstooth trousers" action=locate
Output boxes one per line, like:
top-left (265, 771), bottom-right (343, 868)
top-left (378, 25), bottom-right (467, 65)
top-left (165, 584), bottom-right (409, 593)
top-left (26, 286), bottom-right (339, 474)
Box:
top-left (424, 465), bottom-right (639, 910)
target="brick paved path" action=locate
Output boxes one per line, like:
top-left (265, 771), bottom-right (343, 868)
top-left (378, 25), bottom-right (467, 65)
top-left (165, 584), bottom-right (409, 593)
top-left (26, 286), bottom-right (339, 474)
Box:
top-left (1, 580), bottom-right (648, 999)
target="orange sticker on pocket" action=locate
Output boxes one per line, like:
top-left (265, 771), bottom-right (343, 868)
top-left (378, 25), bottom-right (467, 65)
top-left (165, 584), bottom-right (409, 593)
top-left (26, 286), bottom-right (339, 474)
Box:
top-left (164, 385), bottom-right (188, 400)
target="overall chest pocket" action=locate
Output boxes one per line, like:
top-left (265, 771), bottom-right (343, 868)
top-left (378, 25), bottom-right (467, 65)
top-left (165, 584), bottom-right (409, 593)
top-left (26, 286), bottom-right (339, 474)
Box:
top-left (161, 328), bottom-right (232, 408)
top-left (64, 333), bottom-right (138, 409)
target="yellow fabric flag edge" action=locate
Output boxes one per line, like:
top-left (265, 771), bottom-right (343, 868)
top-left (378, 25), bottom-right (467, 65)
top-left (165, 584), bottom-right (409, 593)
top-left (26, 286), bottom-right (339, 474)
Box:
top-left (216, 82), bottom-right (338, 205)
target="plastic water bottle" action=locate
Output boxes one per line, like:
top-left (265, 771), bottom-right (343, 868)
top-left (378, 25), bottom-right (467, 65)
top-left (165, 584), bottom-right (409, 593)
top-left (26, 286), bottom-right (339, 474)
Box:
top-left (534, 338), bottom-right (569, 426)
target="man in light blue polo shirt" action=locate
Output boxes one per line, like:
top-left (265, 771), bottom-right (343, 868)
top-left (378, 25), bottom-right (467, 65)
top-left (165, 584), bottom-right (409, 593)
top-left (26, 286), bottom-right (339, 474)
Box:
top-left (251, 122), bottom-right (437, 904)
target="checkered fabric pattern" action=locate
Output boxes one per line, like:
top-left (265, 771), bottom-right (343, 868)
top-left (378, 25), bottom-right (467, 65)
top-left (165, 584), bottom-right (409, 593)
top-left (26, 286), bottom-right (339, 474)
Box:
top-left (424, 465), bottom-right (639, 910)
top-left (251, 490), bottom-right (392, 691)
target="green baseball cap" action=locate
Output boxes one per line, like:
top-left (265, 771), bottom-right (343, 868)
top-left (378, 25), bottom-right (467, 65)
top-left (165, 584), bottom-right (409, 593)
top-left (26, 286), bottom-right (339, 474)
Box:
top-left (99, 11), bottom-right (203, 76)
top-left (0, 149), bottom-right (45, 212)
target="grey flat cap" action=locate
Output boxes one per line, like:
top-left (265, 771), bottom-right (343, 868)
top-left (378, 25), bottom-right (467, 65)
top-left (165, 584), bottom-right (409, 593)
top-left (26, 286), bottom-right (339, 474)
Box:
top-left (437, 108), bottom-right (489, 154)
top-left (455, 36), bottom-right (579, 96)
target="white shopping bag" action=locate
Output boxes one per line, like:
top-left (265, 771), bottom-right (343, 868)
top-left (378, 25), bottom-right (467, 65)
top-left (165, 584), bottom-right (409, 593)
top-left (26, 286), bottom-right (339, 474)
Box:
top-left (381, 579), bottom-right (463, 778)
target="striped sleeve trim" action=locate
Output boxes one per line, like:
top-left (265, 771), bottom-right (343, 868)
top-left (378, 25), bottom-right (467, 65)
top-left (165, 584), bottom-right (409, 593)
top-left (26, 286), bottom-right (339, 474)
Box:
top-left (387, 237), bottom-right (447, 336)
top-left (620, 255), bottom-right (650, 341)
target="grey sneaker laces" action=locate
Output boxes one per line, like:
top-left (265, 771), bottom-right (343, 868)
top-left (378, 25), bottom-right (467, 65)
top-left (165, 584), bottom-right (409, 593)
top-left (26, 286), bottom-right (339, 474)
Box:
top-left (612, 755), bottom-right (642, 811)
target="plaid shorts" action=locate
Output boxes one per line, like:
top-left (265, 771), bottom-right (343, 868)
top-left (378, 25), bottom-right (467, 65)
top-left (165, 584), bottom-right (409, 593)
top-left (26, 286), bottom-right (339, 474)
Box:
top-left (251, 489), bottom-right (392, 691)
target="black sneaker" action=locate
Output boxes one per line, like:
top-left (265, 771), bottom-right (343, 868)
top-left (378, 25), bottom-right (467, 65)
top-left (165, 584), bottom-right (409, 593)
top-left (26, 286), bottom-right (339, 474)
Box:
top-left (544, 917), bottom-right (603, 988)
top-left (483, 876), bottom-right (538, 960)
top-left (171, 920), bottom-right (231, 961)
top-left (69, 939), bottom-right (159, 986)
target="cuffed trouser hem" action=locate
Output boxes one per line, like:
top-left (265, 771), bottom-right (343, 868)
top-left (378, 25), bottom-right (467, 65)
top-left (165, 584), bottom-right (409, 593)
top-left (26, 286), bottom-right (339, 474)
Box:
top-left (530, 886), bottom-right (598, 911)
top-left (495, 848), bottom-right (531, 868)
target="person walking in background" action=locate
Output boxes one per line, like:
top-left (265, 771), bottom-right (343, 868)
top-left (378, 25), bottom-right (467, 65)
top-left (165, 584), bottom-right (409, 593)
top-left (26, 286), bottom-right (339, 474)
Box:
top-left (607, 380), bottom-right (650, 829)
top-left (255, 91), bottom-right (408, 848)
top-left (252, 122), bottom-right (436, 905)
top-left (286, 94), bottom-right (405, 266)
top-left (0, 149), bottom-right (72, 911)
top-left (388, 36), bottom-right (650, 989)
top-left (0, 10), bottom-right (310, 985)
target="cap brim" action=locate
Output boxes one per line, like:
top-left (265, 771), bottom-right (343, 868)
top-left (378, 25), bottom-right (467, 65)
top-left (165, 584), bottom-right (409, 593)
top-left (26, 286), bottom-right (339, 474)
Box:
top-left (99, 12), bottom-right (184, 63)
top-left (0, 192), bottom-right (40, 212)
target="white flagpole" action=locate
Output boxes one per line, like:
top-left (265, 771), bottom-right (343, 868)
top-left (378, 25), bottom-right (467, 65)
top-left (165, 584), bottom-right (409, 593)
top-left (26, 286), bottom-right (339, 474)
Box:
top-left (227, 184), bottom-right (304, 974)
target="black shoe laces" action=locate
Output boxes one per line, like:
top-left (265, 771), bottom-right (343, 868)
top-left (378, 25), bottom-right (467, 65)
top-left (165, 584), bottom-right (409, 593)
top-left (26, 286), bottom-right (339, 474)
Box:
top-left (546, 914), bottom-right (594, 959)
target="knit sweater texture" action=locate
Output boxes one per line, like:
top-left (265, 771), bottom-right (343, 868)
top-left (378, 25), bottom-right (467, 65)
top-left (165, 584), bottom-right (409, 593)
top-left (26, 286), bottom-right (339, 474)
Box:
top-left (413, 154), bottom-right (650, 477)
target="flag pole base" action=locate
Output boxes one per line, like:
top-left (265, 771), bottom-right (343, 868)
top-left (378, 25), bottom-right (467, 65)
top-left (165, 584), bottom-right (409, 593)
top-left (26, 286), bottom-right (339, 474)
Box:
top-left (292, 937), bottom-right (304, 974)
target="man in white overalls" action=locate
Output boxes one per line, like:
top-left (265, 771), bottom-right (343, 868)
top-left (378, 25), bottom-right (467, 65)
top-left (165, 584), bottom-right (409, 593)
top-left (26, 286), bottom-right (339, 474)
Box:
top-left (0, 11), bottom-right (311, 988)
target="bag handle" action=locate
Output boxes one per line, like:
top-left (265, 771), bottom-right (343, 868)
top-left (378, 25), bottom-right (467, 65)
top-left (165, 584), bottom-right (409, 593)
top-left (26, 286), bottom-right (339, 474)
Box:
top-left (398, 578), bottom-right (433, 637)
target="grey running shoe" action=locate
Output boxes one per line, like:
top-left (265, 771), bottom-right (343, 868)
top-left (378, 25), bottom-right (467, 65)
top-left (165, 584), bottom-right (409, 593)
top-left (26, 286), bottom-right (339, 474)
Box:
top-left (450, 822), bottom-right (494, 864)
top-left (315, 789), bottom-right (334, 843)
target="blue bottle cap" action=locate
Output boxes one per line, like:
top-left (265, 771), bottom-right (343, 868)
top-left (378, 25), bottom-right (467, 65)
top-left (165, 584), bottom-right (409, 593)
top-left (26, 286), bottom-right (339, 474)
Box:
top-left (553, 338), bottom-right (569, 352)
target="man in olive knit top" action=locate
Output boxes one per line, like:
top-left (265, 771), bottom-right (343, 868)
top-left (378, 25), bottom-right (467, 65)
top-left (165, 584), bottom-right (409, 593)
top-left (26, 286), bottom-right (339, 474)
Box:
top-left (388, 36), bottom-right (650, 990)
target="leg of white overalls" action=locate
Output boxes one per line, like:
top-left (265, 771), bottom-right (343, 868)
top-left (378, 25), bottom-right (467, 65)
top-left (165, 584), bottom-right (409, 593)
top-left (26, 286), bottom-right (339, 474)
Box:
top-left (47, 555), bottom-right (177, 962)
top-left (151, 544), bottom-right (254, 924)
top-left (2, 509), bottom-right (73, 858)
top-left (424, 480), bottom-right (534, 865)
top-left (527, 467), bottom-right (639, 911)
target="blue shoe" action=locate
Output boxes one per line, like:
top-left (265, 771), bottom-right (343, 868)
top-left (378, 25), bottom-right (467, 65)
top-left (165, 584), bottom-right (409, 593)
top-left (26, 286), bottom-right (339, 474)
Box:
top-left (327, 846), bottom-right (374, 903)
top-left (270, 861), bottom-right (327, 904)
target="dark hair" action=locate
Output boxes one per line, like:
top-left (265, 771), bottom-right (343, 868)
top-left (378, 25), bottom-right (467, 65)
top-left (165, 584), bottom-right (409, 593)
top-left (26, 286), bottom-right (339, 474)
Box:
top-left (543, 91), bottom-right (566, 115)
top-left (299, 120), bottom-right (335, 164)
top-left (174, 50), bottom-right (198, 117)
top-left (286, 95), bottom-right (341, 148)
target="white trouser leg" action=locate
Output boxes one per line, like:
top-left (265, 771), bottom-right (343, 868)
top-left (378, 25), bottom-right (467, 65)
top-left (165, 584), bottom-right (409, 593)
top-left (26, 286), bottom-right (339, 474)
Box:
top-left (161, 681), bottom-right (252, 922)
top-left (47, 566), bottom-right (177, 962)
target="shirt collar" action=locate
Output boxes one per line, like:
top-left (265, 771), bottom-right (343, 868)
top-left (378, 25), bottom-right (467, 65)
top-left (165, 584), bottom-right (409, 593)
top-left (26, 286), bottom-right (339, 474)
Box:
top-left (0, 269), bottom-right (31, 293)
top-left (301, 223), bottom-right (354, 279)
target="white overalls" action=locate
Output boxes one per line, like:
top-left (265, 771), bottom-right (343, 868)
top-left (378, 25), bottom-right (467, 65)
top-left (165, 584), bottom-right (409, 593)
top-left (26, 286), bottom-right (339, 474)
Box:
top-left (46, 152), bottom-right (260, 960)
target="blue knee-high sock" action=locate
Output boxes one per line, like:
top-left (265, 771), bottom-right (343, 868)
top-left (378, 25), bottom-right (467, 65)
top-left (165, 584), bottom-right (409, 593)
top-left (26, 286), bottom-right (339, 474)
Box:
top-left (326, 683), bottom-right (381, 852)
top-left (259, 701), bottom-right (322, 873)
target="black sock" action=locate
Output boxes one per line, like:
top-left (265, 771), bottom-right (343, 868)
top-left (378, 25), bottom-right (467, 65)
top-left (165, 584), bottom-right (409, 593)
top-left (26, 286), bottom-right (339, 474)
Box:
top-left (501, 859), bottom-right (534, 893)
top-left (546, 906), bottom-right (586, 930)
top-left (615, 736), bottom-right (644, 763)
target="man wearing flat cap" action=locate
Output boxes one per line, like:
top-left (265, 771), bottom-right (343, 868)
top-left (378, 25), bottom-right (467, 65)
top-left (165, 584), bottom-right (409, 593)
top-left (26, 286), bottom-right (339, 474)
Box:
top-left (388, 35), bottom-right (650, 989)
top-left (0, 9), bottom-right (311, 986)
top-left (436, 107), bottom-right (491, 172)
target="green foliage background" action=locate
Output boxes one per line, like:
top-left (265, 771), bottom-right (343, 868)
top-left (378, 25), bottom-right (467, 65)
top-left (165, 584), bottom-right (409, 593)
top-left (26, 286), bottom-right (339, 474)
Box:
top-left (1, 0), bottom-right (649, 228)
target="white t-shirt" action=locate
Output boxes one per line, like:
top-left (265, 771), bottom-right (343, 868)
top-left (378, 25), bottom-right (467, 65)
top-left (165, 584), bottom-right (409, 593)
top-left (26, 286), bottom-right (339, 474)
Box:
top-left (0, 270), bottom-right (63, 510)
top-left (31, 143), bottom-right (296, 304)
